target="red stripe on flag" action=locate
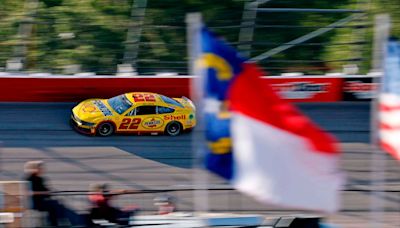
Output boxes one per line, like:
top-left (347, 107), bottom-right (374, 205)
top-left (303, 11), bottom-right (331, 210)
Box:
top-left (380, 140), bottom-right (400, 161)
top-left (379, 122), bottom-right (400, 130)
top-left (228, 63), bottom-right (338, 155)
top-left (379, 103), bottom-right (400, 112)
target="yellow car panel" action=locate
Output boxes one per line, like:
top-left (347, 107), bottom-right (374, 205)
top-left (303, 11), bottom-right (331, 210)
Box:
top-left (70, 92), bottom-right (196, 136)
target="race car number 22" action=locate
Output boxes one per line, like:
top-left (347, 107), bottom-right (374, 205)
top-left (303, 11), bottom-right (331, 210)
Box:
top-left (119, 118), bottom-right (141, 129)
top-left (133, 94), bottom-right (156, 102)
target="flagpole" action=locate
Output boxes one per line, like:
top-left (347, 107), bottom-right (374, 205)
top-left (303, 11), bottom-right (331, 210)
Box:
top-left (369, 14), bottom-right (390, 228)
top-left (185, 13), bottom-right (209, 214)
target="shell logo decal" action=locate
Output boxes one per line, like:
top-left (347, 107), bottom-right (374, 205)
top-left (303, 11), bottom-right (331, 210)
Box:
top-left (142, 117), bottom-right (164, 129)
top-left (82, 104), bottom-right (97, 113)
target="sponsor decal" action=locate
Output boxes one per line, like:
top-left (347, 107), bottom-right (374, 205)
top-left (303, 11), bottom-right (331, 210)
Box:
top-left (267, 77), bottom-right (343, 102)
top-left (82, 104), bottom-right (96, 113)
top-left (343, 79), bottom-right (378, 100)
top-left (142, 117), bottom-right (163, 129)
top-left (164, 114), bottom-right (186, 121)
top-left (92, 100), bottom-right (113, 116)
top-left (272, 82), bottom-right (329, 99)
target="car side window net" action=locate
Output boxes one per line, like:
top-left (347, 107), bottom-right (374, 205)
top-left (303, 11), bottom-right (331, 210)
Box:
top-left (126, 109), bottom-right (136, 116)
top-left (135, 106), bottom-right (156, 115)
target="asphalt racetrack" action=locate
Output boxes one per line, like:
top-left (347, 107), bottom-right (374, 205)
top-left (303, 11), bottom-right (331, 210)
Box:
top-left (0, 102), bottom-right (399, 227)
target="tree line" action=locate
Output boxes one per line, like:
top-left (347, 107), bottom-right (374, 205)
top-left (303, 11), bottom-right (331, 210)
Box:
top-left (0, 0), bottom-right (398, 75)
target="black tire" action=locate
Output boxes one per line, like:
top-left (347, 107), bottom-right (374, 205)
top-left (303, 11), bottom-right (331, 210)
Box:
top-left (165, 122), bottom-right (182, 136)
top-left (97, 122), bottom-right (114, 136)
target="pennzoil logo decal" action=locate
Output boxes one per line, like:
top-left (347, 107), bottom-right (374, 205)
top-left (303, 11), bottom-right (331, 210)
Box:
top-left (92, 100), bottom-right (112, 116)
top-left (142, 117), bottom-right (163, 129)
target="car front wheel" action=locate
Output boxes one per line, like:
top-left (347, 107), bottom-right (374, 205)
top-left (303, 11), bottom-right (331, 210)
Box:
top-left (97, 122), bottom-right (114, 136)
top-left (165, 122), bottom-right (181, 136)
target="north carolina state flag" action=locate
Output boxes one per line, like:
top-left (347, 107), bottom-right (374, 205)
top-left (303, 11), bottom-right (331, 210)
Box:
top-left (198, 27), bottom-right (344, 213)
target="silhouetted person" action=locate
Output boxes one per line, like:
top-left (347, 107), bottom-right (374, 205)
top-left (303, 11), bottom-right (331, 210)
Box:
top-left (24, 160), bottom-right (90, 227)
top-left (88, 183), bottom-right (139, 226)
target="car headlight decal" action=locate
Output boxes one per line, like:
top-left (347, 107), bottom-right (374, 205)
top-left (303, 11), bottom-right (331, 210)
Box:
top-left (72, 114), bottom-right (95, 127)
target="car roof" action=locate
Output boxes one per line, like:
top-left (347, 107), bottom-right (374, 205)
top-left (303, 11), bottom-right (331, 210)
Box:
top-left (125, 92), bottom-right (183, 108)
top-left (125, 92), bottom-right (160, 103)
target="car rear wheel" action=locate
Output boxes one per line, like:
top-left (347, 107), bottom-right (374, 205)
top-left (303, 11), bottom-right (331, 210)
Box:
top-left (97, 122), bottom-right (114, 136)
top-left (165, 122), bottom-right (181, 136)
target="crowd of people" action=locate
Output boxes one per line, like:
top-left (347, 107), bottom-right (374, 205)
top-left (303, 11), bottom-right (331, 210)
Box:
top-left (24, 160), bottom-right (176, 227)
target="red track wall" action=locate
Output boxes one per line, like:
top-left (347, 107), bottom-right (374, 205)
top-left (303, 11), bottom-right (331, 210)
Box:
top-left (0, 76), bottom-right (343, 102)
top-left (0, 77), bottom-right (191, 102)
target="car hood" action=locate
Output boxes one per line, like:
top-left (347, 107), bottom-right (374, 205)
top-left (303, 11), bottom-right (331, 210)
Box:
top-left (72, 99), bottom-right (113, 121)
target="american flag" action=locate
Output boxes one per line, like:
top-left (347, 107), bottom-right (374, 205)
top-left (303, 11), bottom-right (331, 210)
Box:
top-left (379, 39), bottom-right (400, 161)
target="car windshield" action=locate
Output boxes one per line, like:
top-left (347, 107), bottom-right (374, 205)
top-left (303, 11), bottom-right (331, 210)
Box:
top-left (107, 94), bottom-right (133, 115)
top-left (160, 95), bottom-right (183, 108)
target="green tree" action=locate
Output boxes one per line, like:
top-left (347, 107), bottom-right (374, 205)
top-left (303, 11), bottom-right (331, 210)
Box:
top-left (1, 0), bottom-right (399, 75)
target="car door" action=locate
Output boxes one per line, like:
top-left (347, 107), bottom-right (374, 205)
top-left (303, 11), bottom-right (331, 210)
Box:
top-left (136, 105), bottom-right (164, 132)
top-left (116, 106), bottom-right (143, 133)
top-left (120, 105), bottom-right (164, 133)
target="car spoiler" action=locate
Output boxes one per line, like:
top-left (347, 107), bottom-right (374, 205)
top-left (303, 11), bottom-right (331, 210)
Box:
top-left (181, 96), bottom-right (196, 110)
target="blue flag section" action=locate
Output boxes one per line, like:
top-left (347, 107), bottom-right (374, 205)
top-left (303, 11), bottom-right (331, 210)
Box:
top-left (199, 27), bottom-right (245, 100)
top-left (204, 112), bottom-right (233, 179)
top-left (198, 28), bottom-right (247, 180)
top-left (383, 39), bottom-right (400, 95)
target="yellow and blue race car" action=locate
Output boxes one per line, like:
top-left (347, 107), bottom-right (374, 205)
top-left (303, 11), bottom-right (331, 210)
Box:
top-left (71, 92), bottom-right (196, 136)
